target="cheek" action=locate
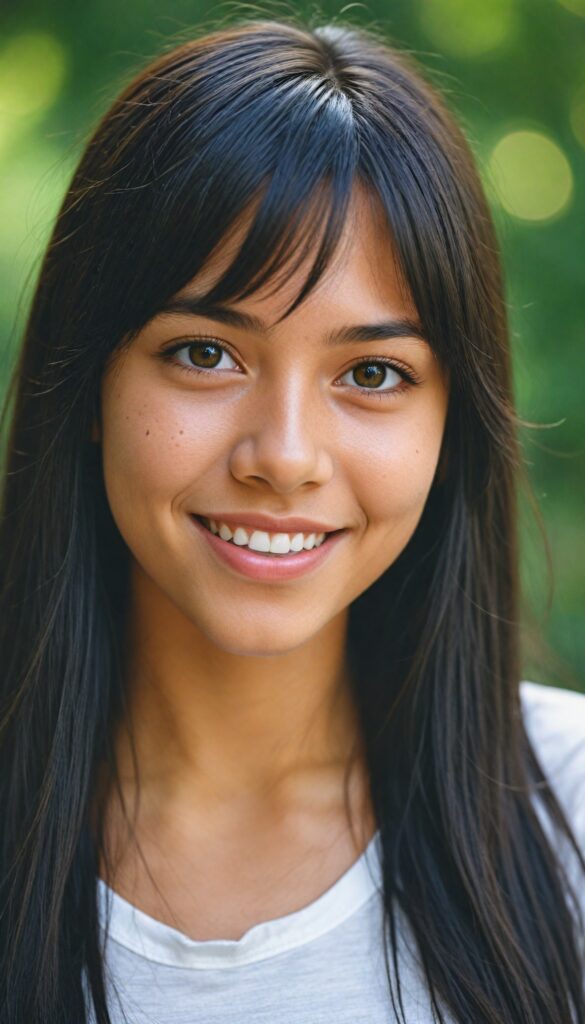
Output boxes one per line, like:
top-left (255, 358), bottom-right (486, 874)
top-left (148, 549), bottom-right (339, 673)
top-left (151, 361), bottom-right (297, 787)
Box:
top-left (349, 411), bottom-right (445, 528)
top-left (98, 368), bottom-right (227, 520)
top-left (340, 413), bottom-right (445, 597)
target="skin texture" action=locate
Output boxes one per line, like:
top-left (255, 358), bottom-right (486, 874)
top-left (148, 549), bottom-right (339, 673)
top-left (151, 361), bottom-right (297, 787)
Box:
top-left (93, 186), bottom-right (450, 939)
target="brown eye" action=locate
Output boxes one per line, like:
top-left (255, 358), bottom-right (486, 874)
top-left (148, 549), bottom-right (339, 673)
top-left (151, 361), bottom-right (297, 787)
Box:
top-left (188, 341), bottom-right (223, 368)
top-left (159, 338), bottom-right (238, 376)
top-left (352, 363), bottom-right (391, 388)
top-left (338, 359), bottom-right (411, 397)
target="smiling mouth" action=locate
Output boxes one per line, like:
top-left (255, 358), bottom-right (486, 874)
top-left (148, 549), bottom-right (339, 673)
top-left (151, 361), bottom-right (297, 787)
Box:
top-left (193, 515), bottom-right (338, 557)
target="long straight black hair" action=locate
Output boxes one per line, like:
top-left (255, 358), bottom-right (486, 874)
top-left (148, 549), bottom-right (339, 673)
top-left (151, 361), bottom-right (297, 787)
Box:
top-left (1, 14), bottom-right (584, 1024)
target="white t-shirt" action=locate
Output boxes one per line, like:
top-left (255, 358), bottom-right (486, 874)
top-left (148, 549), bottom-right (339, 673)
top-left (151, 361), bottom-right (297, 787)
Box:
top-left (95, 681), bottom-right (585, 1023)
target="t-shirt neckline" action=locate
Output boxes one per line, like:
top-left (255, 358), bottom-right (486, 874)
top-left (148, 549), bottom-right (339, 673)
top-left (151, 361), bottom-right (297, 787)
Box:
top-left (97, 829), bottom-right (383, 970)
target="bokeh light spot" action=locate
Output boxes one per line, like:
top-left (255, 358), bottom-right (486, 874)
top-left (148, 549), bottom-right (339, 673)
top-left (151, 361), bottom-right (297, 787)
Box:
top-left (0, 33), bottom-right (67, 123)
top-left (489, 130), bottom-right (573, 221)
top-left (417, 0), bottom-right (517, 57)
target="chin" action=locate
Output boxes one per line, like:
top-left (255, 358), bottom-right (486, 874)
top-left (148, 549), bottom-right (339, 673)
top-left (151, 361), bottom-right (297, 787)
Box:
top-left (193, 609), bottom-right (322, 659)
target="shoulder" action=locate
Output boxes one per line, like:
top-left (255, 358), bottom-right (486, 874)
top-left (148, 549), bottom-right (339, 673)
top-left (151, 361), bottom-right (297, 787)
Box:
top-left (519, 680), bottom-right (585, 853)
top-left (520, 680), bottom-right (585, 774)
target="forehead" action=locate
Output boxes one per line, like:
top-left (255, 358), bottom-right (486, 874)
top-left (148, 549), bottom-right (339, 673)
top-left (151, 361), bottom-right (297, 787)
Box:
top-left (175, 182), bottom-right (417, 327)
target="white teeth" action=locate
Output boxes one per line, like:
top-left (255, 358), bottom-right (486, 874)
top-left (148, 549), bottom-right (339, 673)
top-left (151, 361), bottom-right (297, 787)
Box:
top-left (202, 517), bottom-right (332, 555)
top-left (249, 530), bottom-right (271, 553)
top-left (270, 533), bottom-right (292, 554)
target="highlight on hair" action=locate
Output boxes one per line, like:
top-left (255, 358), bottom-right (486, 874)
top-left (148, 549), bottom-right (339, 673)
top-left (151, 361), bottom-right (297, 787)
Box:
top-left (1, 13), bottom-right (584, 1023)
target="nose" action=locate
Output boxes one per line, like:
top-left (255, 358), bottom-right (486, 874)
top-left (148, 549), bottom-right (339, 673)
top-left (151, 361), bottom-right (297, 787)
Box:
top-left (228, 378), bottom-right (334, 495)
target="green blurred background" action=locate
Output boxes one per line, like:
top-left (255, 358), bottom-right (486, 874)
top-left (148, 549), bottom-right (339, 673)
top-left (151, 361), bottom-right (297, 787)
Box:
top-left (1, 0), bottom-right (583, 689)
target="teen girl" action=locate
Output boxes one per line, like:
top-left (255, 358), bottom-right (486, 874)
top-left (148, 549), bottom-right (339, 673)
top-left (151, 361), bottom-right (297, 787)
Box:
top-left (1, 15), bottom-right (584, 1024)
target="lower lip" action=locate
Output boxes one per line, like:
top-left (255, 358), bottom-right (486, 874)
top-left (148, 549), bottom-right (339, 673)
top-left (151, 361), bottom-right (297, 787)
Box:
top-left (188, 515), bottom-right (347, 582)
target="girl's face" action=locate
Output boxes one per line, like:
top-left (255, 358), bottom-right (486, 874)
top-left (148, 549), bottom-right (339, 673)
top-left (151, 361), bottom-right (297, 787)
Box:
top-left (96, 187), bottom-right (449, 656)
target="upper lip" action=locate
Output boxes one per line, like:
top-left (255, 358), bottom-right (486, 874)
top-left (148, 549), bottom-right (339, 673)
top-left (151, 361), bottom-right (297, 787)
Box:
top-left (192, 512), bottom-right (342, 534)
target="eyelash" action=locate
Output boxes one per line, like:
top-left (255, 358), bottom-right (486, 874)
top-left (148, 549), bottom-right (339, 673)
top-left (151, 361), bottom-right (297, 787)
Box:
top-left (157, 336), bottom-right (424, 400)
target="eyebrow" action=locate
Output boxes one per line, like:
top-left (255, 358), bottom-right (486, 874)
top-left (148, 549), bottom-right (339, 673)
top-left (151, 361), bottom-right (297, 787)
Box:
top-left (157, 296), bottom-right (429, 348)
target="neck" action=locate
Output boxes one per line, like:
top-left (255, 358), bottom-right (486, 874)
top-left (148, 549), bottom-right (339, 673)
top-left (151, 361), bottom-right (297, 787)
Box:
top-left (113, 563), bottom-right (364, 805)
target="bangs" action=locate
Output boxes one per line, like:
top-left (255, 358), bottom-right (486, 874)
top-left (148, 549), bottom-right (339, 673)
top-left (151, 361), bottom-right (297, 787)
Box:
top-left (118, 69), bottom-right (361, 333)
top-left (195, 172), bottom-right (355, 323)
